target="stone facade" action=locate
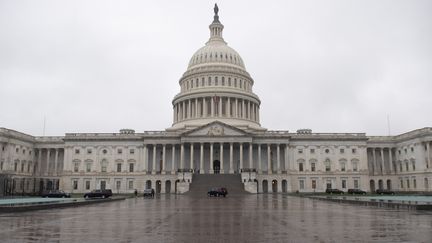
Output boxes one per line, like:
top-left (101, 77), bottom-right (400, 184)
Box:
top-left (1, 6), bottom-right (431, 195)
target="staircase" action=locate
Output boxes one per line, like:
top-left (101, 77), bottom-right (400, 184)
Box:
top-left (187, 174), bottom-right (246, 196)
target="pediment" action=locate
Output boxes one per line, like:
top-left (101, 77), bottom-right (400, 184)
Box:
top-left (183, 121), bottom-right (249, 137)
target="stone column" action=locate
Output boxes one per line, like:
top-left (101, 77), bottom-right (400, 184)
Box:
top-left (388, 148), bottom-right (393, 174)
top-left (46, 149), bottom-right (51, 176)
top-left (173, 105), bottom-right (176, 122)
top-left (171, 145), bottom-right (176, 174)
top-left (235, 98), bottom-right (238, 118)
top-left (220, 143), bottom-right (224, 173)
top-left (227, 97), bottom-right (231, 117)
top-left (427, 142), bottom-right (431, 170)
top-left (54, 149), bottom-right (59, 175)
top-left (249, 143), bottom-right (253, 169)
top-left (267, 144), bottom-right (272, 174)
top-left (195, 98), bottom-right (198, 118)
top-left (239, 143), bottom-right (243, 171)
top-left (285, 144), bottom-right (289, 172)
top-left (380, 148), bottom-right (384, 175)
top-left (218, 98), bottom-right (222, 117)
top-left (38, 149), bottom-right (42, 175)
top-left (372, 148), bottom-right (376, 175)
top-left (180, 144), bottom-right (184, 169)
top-left (229, 143), bottom-right (234, 173)
top-left (190, 143), bottom-right (194, 171)
top-left (188, 100), bottom-right (191, 119)
top-left (211, 97), bottom-right (215, 117)
top-left (203, 98), bottom-right (207, 117)
top-left (144, 145), bottom-right (148, 173)
top-left (152, 145), bottom-right (157, 174)
top-left (247, 101), bottom-right (251, 119)
top-left (258, 144), bottom-right (262, 173)
top-left (210, 143), bottom-right (214, 174)
top-left (242, 100), bottom-right (245, 119)
top-left (162, 145), bottom-right (166, 174)
top-left (200, 143), bottom-right (204, 174)
top-left (277, 144), bottom-right (281, 173)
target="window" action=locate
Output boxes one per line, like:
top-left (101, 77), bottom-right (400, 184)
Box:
top-left (405, 162), bottom-right (409, 171)
top-left (298, 149), bottom-right (303, 154)
top-left (27, 164), bottom-right (31, 172)
top-left (400, 180), bottom-right (404, 188)
top-left (340, 162), bottom-right (346, 172)
top-left (73, 180), bottom-right (78, 190)
top-left (21, 163), bottom-right (24, 172)
top-left (101, 163), bottom-right (107, 173)
top-left (16, 148), bottom-right (19, 153)
top-left (404, 149), bottom-right (407, 154)
top-left (311, 162), bottom-right (316, 172)
top-left (75, 149), bottom-right (80, 154)
top-left (310, 149), bottom-right (315, 154)
top-left (340, 149), bottom-right (344, 154)
top-left (413, 179), bottom-right (417, 188)
top-left (407, 179), bottom-right (410, 188)
top-left (412, 161), bottom-right (416, 171)
top-left (325, 159), bottom-right (331, 172)
top-left (342, 180), bottom-right (347, 189)
top-left (128, 180), bottom-right (134, 190)
top-left (299, 180), bottom-right (305, 190)
top-left (14, 162), bottom-right (18, 171)
top-left (354, 180), bottom-right (359, 189)
top-left (352, 148), bottom-right (356, 154)
top-left (86, 163), bottom-right (91, 172)
top-left (87, 149), bottom-right (92, 154)
top-left (0, 161), bottom-right (3, 170)
top-left (102, 149), bottom-right (107, 154)
top-left (411, 147), bottom-right (414, 152)
top-left (85, 181), bottom-right (90, 190)
top-left (116, 181), bottom-right (121, 190)
top-left (117, 163), bottom-right (122, 172)
top-left (130, 149), bottom-right (135, 154)
top-left (352, 161), bottom-right (358, 172)
top-left (74, 163), bottom-right (79, 172)
top-left (298, 163), bottom-right (303, 172)
top-left (129, 163), bottom-right (134, 172)
top-left (325, 149), bottom-right (330, 154)
top-left (215, 77), bottom-right (218, 86)
top-left (117, 149), bottom-right (122, 154)
top-left (311, 180), bottom-right (316, 189)
top-left (23, 149), bottom-right (25, 154)
top-left (399, 163), bottom-right (403, 172)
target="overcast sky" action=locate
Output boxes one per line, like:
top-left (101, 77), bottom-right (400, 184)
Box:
top-left (0, 0), bottom-right (431, 136)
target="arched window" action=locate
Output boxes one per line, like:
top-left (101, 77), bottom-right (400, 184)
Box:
top-left (215, 77), bottom-right (218, 86)
top-left (324, 159), bottom-right (331, 172)
top-left (208, 77), bottom-right (211, 86)
top-left (228, 77), bottom-right (231, 86)
top-left (339, 159), bottom-right (347, 172)
top-left (221, 77), bottom-right (225, 86)
top-left (351, 159), bottom-right (359, 172)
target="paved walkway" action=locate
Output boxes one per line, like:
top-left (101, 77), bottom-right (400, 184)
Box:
top-left (0, 194), bottom-right (431, 242)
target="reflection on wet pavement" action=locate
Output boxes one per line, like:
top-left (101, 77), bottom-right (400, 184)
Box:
top-left (0, 194), bottom-right (431, 242)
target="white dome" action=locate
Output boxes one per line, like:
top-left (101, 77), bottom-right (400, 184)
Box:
top-left (187, 42), bottom-right (246, 70)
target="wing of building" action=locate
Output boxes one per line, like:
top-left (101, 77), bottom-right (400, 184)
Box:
top-left (1, 6), bottom-right (431, 196)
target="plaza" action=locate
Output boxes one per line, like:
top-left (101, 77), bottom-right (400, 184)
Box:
top-left (0, 194), bottom-right (431, 242)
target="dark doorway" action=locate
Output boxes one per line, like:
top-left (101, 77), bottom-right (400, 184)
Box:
top-left (100, 181), bottom-right (106, 190)
top-left (156, 180), bottom-right (161, 193)
top-left (213, 160), bottom-right (220, 174)
top-left (47, 180), bottom-right (53, 190)
top-left (386, 179), bottom-right (392, 190)
top-left (165, 180), bottom-right (171, 193)
top-left (272, 180), bottom-right (278, 193)
top-left (370, 180), bottom-right (375, 192)
top-left (378, 179), bottom-right (384, 190)
top-left (282, 180), bottom-right (287, 193)
top-left (262, 180), bottom-right (268, 193)
top-left (146, 180), bottom-right (152, 189)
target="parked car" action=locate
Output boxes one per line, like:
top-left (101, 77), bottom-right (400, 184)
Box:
top-left (347, 189), bottom-right (367, 195)
top-left (207, 187), bottom-right (228, 197)
top-left (325, 188), bottom-right (344, 194)
top-left (83, 189), bottom-right (113, 199)
top-left (143, 189), bottom-right (154, 197)
top-left (376, 189), bottom-right (395, 195)
top-left (41, 190), bottom-right (71, 198)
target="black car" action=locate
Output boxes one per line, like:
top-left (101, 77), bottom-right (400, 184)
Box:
top-left (325, 188), bottom-right (344, 194)
top-left (84, 189), bottom-right (113, 199)
top-left (41, 190), bottom-right (71, 198)
top-left (376, 189), bottom-right (395, 195)
top-left (207, 187), bottom-right (228, 197)
top-left (143, 189), bottom-right (155, 197)
top-left (347, 189), bottom-right (367, 195)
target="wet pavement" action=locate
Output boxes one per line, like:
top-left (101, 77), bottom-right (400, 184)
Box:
top-left (0, 194), bottom-right (431, 242)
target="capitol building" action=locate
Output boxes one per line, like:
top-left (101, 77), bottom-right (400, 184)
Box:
top-left (1, 6), bottom-right (431, 196)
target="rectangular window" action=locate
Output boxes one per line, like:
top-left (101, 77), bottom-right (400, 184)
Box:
top-left (85, 181), bottom-right (90, 190)
top-left (400, 180), bottom-right (404, 188)
top-left (117, 163), bottom-right (122, 172)
top-left (353, 162), bottom-right (358, 172)
top-left (413, 179), bottom-right (417, 188)
top-left (406, 163), bottom-right (409, 171)
top-left (354, 180), bottom-right (359, 189)
top-left (412, 162), bottom-right (416, 171)
top-left (311, 163), bottom-right (316, 172)
top-left (116, 181), bottom-right (121, 190)
top-left (27, 164), bottom-right (31, 172)
top-left (342, 180), bottom-right (347, 189)
top-left (340, 149), bottom-right (344, 154)
top-left (298, 149), bottom-right (303, 154)
top-left (73, 180), bottom-right (78, 190)
top-left (310, 149), bottom-right (315, 154)
top-left (21, 163), bottom-right (25, 172)
top-left (341, 163), bottom-right (346, 172)
top-left (86, 163), bottom-right (91, 172)
top-left (75, 149), bottom-right (80, 154)
top-left (0, 162), bottom-right (3, 170)
top-left (299, 180), bottom-right (305, 190)
top-left (129, 163), bottom-right (134, 173)
top-left (130, 149), bottom-right (135, 154)
top-left (311, 180), bottom-right (316, 189)
top-left (101, 165), bottom-right (107, 173)
top-left (128, 180), bottom-right (134, 190)
top-left (87, 149), bottom-right (92, 154)
top-left (74, 163), bottom-right (79, 172)
top-left (407, 179), bottom-right (410, 188)
top-left (14, 163), bottom-right (18, 171)
top-left (117, 149), bottom-right (122, 154)
top-left (299, 163), bottom-right (303, 172)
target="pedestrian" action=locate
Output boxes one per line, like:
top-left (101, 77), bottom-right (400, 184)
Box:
top-left (151, 188), bottom-right (155, 198)
top-left (134, 189), bottom-right (138, 197)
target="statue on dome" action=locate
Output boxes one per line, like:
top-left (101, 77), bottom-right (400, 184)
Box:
top-left (214, 3), bottom-right (219, 16)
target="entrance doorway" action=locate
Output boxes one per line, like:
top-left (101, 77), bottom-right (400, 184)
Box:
top-left (100, 181), bottom-right (106, 190)
top-left (213, 160), bottom-right (220, 174)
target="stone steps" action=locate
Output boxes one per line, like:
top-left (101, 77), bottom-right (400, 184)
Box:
top-left (187, 174), bottom-right (246, 196)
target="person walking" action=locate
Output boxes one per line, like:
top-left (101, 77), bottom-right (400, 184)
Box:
top-left (134, 189), bottom-right (138, 197)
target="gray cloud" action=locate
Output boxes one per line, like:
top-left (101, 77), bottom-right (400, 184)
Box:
top-left (0, 0), bottom-right (431, 136)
